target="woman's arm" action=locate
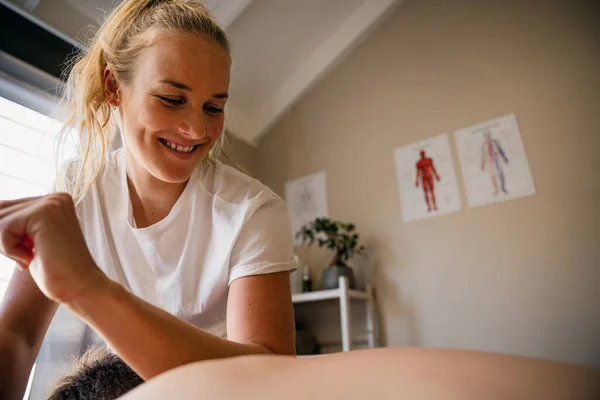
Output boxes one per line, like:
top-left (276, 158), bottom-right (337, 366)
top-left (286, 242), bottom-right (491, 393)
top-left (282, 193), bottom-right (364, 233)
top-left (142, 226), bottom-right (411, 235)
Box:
top-left (0, 268), bottom-right (58, 400)
top-left (226, 272), bottom-right (295, 355)
top-left (224, 193), bottom-right (297, 356)
top-left (67, 270), bottom-right (294, 380)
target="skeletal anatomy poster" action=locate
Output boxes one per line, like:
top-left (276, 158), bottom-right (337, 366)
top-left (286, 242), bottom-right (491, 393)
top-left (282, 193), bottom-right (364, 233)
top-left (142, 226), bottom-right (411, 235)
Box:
top-left (393, 134), bottom-right (461, 222)
top-left (454, 114), bottom-right (535, 208)
top-left (284, 171), bottom-right (329, 243)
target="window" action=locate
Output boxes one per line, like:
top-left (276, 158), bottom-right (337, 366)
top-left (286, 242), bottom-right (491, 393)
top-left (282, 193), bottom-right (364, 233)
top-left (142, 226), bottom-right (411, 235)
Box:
top-left (0, 96), bottom-right (75, 302)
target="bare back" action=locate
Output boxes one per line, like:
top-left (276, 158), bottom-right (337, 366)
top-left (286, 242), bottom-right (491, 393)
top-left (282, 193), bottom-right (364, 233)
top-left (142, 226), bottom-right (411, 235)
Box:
top-left (121, 348), bottom-right (600, 400)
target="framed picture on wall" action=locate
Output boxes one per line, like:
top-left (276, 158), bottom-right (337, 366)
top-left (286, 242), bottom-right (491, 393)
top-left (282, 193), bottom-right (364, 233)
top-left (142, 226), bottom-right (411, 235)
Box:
top-left (284, 171), bottom-right (329, 244)
top-left (393, 133), bottom-right (462, 222)
top-left (454, 114), bottom-right (535, 208)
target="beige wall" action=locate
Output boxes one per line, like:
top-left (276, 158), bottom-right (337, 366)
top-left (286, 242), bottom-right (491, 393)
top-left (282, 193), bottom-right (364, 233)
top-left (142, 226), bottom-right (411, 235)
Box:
top-left (253, 0), bottom-right (600, 366)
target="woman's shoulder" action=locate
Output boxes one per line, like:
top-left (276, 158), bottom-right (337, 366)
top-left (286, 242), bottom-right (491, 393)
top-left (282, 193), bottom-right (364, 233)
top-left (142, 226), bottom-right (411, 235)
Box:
top-left (56, 149), bottom-right (123, 184)
top-left (54, 149), bottom-right (124, 204)
top-left (195, 159), bottom-right (279, 206)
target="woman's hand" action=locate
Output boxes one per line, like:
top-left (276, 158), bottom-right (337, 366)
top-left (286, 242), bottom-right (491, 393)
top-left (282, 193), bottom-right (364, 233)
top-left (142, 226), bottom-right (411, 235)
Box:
top-left (0, 193), bottom-right (106, 304)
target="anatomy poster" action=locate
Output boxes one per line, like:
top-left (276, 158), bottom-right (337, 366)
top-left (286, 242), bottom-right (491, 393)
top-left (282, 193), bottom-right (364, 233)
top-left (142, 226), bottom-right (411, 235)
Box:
top-left (393, 134), bottom-right (461, 222)
top-left (454, 114), bottom-right (535, 208)
top-left (284, 171), bottom-right (329, 243)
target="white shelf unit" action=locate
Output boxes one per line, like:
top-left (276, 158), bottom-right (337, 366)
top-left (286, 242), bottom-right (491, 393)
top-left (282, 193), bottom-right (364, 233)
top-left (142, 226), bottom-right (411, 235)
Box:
top-left (292, 276), bottom-right (378, 352)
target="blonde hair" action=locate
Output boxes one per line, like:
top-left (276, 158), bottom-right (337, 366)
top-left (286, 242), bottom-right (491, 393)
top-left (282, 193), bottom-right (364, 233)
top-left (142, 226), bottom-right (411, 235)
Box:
top-left (57, 0), bottom-right (231, 201)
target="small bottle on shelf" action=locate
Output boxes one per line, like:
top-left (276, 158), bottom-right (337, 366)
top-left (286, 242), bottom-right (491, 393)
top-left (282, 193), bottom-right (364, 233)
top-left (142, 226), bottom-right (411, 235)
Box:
top-left (302, 265), bottom-right (312, 293)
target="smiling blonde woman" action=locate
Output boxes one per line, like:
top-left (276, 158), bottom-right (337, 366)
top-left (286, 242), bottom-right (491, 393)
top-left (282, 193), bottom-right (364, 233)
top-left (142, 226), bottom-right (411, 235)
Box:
top-left (0, 1), bottom-right (296, 398)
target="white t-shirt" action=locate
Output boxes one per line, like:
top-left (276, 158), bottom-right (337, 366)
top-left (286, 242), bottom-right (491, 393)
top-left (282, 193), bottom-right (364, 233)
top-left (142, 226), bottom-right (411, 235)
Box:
top-left (29, 148), bottom-right (296, 398)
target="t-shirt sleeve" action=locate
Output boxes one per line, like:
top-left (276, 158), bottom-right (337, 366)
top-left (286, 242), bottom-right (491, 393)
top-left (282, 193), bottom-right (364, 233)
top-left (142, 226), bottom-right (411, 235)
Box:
top-left (50, 158), bottom-right (80, 194)
top-left (228, 193), bottom-right (297, 285)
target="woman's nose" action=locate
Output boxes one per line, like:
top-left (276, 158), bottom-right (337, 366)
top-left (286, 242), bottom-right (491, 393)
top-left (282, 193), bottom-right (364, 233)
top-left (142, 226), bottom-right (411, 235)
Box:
top-left (178, 113), bottom-right (206, 139)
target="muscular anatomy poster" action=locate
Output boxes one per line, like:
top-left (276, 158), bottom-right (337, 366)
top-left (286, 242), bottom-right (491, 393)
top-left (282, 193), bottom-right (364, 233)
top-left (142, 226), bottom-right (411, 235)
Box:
top-left (284, 171), bottom-right (329, 243)
top-left (393, 134), bottom-right (461, 222)
top-left (454, 114), bottom-right (535, 208)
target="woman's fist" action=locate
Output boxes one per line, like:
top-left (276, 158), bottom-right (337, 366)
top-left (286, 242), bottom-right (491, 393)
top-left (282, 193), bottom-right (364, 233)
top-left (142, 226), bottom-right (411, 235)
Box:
top-left (0, 193), bottom-right (106, 304)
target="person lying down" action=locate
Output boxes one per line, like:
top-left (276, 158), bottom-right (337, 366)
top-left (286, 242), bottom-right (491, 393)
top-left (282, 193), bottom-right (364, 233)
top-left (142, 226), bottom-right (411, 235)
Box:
top-left (50, 344), bottom-right (599, 400)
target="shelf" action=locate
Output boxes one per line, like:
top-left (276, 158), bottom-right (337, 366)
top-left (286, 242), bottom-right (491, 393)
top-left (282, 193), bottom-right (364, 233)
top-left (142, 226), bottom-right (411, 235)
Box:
top-left (291, 276), bottom-right (378, 352)
top-left (292, 288), bottom-right (369, 304)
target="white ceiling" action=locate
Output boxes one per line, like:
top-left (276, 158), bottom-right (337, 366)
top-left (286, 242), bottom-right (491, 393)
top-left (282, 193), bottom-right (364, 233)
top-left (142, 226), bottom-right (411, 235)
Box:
top-left (5, 0), bottom-right (402, 144)
top-left (228, 0), bottom-right (363, 121)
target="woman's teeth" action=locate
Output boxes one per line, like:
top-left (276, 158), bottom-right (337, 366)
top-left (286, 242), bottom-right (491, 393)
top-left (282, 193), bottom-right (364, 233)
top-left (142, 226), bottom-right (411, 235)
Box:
top-left (160, 139), bottom-right (195, 153)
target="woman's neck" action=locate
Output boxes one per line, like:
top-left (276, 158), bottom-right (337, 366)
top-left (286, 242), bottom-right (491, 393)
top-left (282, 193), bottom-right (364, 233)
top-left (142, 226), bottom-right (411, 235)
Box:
top-left (125, 156), bottom-right (188, 229)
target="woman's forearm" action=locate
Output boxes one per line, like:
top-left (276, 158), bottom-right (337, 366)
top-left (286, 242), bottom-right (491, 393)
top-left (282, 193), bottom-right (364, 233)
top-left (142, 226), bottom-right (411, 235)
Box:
top-left (66, 278), bottom-right (271, 380)
top-left (0, 329), bottom-right (36, 400)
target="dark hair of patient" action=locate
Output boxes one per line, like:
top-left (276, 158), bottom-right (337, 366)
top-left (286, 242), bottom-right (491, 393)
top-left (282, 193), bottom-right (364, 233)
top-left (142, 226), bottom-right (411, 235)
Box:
top-left (47, 344), bottom-right (144, 400)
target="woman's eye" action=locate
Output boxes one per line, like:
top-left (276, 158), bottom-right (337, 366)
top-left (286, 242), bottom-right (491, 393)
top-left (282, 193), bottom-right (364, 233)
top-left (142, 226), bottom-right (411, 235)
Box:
top-left (205, 105), bottom-right (224, 115)
top-left (159, 96), bottom-right (185, 106)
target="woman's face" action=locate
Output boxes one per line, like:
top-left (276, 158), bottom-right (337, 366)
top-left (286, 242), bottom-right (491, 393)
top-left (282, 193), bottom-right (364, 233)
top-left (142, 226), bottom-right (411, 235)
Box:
top-left (114, 32), bottom-right (230, 184)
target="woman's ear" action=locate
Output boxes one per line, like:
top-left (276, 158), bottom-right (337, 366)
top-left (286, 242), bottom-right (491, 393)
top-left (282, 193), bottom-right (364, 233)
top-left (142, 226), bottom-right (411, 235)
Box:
top-left (103, 68), bottom-right (120, 107)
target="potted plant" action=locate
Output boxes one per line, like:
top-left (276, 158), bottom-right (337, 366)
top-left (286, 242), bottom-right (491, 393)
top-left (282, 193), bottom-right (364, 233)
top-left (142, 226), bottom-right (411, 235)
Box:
top-left (295, 217), bottom-right (365, 290)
